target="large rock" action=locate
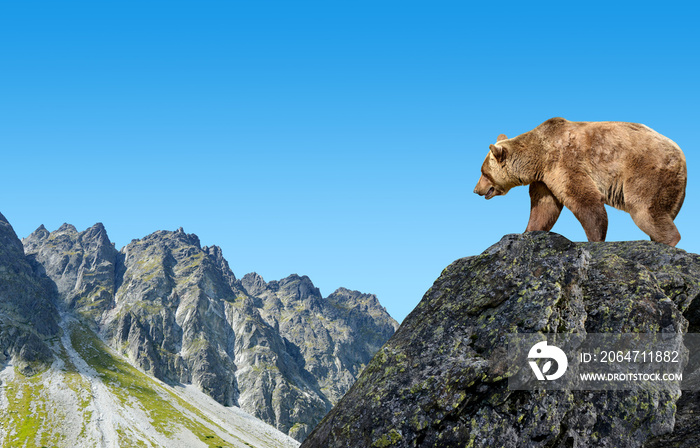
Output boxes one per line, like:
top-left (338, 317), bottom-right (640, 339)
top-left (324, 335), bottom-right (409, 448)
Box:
top-left (301, 232), bottom-right (700, 448)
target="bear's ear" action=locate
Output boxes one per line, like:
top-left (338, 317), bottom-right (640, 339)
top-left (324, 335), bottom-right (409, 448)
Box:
top-left (497, 134), bottom-right (508, 142)
top-left (489, 144), bottom-right (507, 162)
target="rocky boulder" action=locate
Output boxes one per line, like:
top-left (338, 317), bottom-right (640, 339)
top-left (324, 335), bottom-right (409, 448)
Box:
top-left (301, 232), bottom-right (700, 448)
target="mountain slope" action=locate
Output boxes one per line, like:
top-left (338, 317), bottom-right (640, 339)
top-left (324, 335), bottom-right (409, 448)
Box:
top-left (22, 222), bottom-right (398, 441)
top-left (0, 313), bottom-right (299, 448)
top-left (1, 213), bottom-right (300, 447)
top-left (0, 213), bottom-right (59, 376)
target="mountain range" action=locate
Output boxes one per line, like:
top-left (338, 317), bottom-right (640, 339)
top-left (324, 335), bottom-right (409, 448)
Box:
top-left (0, 212), bottom-right (398, 446)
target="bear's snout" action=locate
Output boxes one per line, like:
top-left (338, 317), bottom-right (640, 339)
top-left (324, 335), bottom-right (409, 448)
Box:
top-left (473, 175), bottom-right (495, 199)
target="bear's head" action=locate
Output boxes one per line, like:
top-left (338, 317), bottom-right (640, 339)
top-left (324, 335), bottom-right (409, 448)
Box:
top-left (473, 134), bottom-right (518, 200)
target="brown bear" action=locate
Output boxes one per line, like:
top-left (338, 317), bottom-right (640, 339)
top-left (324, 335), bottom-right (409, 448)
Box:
top-left (473, 117), bottom-right (687, 246)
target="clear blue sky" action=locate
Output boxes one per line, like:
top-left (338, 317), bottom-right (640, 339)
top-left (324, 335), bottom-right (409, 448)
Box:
top-left (1, 1), bottom-right (698, 322)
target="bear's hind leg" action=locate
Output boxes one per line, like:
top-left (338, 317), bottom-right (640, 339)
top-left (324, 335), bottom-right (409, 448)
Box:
top-left (566, 197), bottom-right (608, 242)
top-left (525, 182), bottom-right (563, 232)
top-left (629, 207), bottom-right (681, 246)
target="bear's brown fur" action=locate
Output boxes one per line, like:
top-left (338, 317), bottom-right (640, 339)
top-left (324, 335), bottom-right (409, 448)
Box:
top-left (473, 118), bottom-right (687, 246)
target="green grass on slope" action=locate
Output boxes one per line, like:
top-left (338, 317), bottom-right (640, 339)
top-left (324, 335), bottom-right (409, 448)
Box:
top-left (69, 323), bottom-right (253, 448)
top-left (0, 321), bottom-right (286, 448)
top-left (0, 337), bottom-right (95, 448)
top-left (1, 368), bottom-right (58, 447)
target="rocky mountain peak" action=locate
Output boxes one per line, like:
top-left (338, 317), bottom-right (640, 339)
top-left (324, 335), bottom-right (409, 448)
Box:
top-left (173, 226), bottom-right (201, 248)
top-left (23, 222), bottom-right (119, 315)
top-left (277, 274), bottom-right (323, 302)
top-left (127, 228), bottom-right (202, 251)
top-left (0, 213), bottom-right (59, 375)
top-left (0, 213), bottom-right (26, 258)
top-left (81, 222), bottom-right (108, 240)
top-left (241, 272), bottom-right (268, 297)
top-left (57, 223), bottom-right (78, 233)
top-left (327, 287), bottom-right (383, 310)
top-left (27, 223), bottom-right (50, 241)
